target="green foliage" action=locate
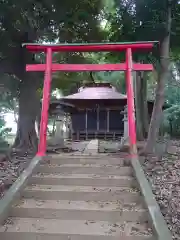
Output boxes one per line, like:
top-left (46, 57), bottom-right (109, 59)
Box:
top-left (93, 71), bottom-right (126, 93)
top-left (1, 0), bottom-right (180, 99)
top-left (53, 49), bottom-right (127, 94)
top-left (162, 74), bottom-right (180, 137)
top-left (165, 82), bottom-right (180, 105)
top-left (0, 0), bottom-right (104, 105)
top-left (162, 105), bottom-right (180, 137)
top-left (0, 116), bottom-right (11, 148)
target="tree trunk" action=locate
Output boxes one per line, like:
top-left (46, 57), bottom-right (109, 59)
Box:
top-left (12, 32), bottom-right (42, 154)
top-left (134, 72), bottom-right (149, 140)
top-left (141, 72), bottom-right (149, 137)
top-left (144, 3), bottom-right (171, 153)
top-left (134, 72), bottom-right (144, 140)
top-left (13, 76), bottom-right (40, 154)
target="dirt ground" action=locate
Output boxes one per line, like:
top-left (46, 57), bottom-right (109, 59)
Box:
top-left (142, 141), bottom-right (180, 240)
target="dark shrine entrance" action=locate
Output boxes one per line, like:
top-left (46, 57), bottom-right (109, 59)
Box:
top-left (23, 41), bottom-right (158, 156)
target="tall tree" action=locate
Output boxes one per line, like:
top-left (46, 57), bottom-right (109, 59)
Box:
top-left (144, 0), bottom-right (172, 153)
top-left (0, 0), bottom-right (103, 153)
top-left (103, 0), bottom-right (180, 149)
top-left (134, 72), bottom-right (149, 140)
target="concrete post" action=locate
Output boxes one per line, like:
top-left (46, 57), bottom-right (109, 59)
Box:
top-left (123, 105), bottom-right (128, 139)
top-left (120, 105), bottom-right (136, 146)
top-left (63, 115), bottom-right (70, 139)
top-left (54, 115), bottom-right (65, 146)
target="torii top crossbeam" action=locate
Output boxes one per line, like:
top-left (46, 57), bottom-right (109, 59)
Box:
top-left (23, 41), bottom-right (158, 52)
top-left (23, 41), bottom-right (158, 72)
top-left (23, 41), bottom-right (158, 157)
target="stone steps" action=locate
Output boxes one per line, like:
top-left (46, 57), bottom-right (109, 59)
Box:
top-left (45, 155), bottom-right (126, 165)
top-left (11, 199), bottom-right (147, 222)
top-left (37, 164), bottom-right (132, 175)
top-left (30, 173), bottom-right (135, 187)
top-left (22, 184), bottom-right (140, 202)
top-left (0, 153), bottom-right (155, 240)
top-left (0, 218), bottom-right (154, 240)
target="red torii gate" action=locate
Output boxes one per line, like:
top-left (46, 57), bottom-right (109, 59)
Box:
top-left (23, 41), bottom-right (158, 156)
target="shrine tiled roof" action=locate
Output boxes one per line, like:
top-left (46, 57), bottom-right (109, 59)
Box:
top-left (63, 83), bottom-right (127, 100)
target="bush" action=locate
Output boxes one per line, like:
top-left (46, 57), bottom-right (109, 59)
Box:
top-left (162, 105), bottom-right (180, 137)
top-left (0, 117), bottom-right (11, 149)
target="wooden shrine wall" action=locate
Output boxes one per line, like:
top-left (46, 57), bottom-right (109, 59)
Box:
top-left (71, 109), bottom-right (124, 140)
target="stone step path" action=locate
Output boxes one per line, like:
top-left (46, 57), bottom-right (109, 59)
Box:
top-left (0, 140), bottom-right (172, 240)
top-left (0, 154), bottom-right (155, 240)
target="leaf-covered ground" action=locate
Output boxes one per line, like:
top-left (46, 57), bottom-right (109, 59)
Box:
top-left (99, 140), bottom-right (180, 240)
top-left (0, 153), bottom-right (32, 198)
top-left (142, 141), bottom-right (180, 240)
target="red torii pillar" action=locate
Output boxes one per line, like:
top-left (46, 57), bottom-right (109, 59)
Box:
top-left (38, 47), bottom-right (52, 156)
top-left (23, 42), bottom-right (156, 156)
